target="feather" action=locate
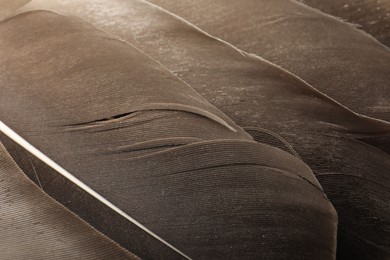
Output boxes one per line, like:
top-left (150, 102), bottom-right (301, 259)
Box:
top-left (0, 9), bottom-right (337, 259)
top-left (15, 0), bottom-right (390, 258)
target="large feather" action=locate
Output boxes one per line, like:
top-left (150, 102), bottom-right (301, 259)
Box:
top-left (16, 0), bottom-right (390, 259)
top-left (0, 10), bottom-right (337, 259)
top-left (147, 0), bottom-right (390, 124)
top-left (0, 140), bottom-right (138, 259)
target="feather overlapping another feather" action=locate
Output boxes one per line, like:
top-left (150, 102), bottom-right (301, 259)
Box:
top-left (134, 0), bottom-right (390, 257)
top-left (0, 9), bottom-right (337, 259)
top-left (14, 0), bottom-right (390, 259)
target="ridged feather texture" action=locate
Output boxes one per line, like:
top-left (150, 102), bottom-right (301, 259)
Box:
top-left (15, 0), bottom-right (390, 259)
top-left (133, 1), bottom-right (390, 258)
top-left (0, 9), bottom-right (337, 259)
top-left (1, 0), bottom-right (389, 259)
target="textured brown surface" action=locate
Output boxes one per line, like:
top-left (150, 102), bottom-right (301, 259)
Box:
top-left (142, 1), bottom-right (390, 257)
top-left (17, 0), bottom-right (390, 259)
top-left (0, 10), bottom-right (337, 259)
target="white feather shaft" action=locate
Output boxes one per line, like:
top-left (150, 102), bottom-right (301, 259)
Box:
top-left (0, 120), bottom-right (191, 259)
